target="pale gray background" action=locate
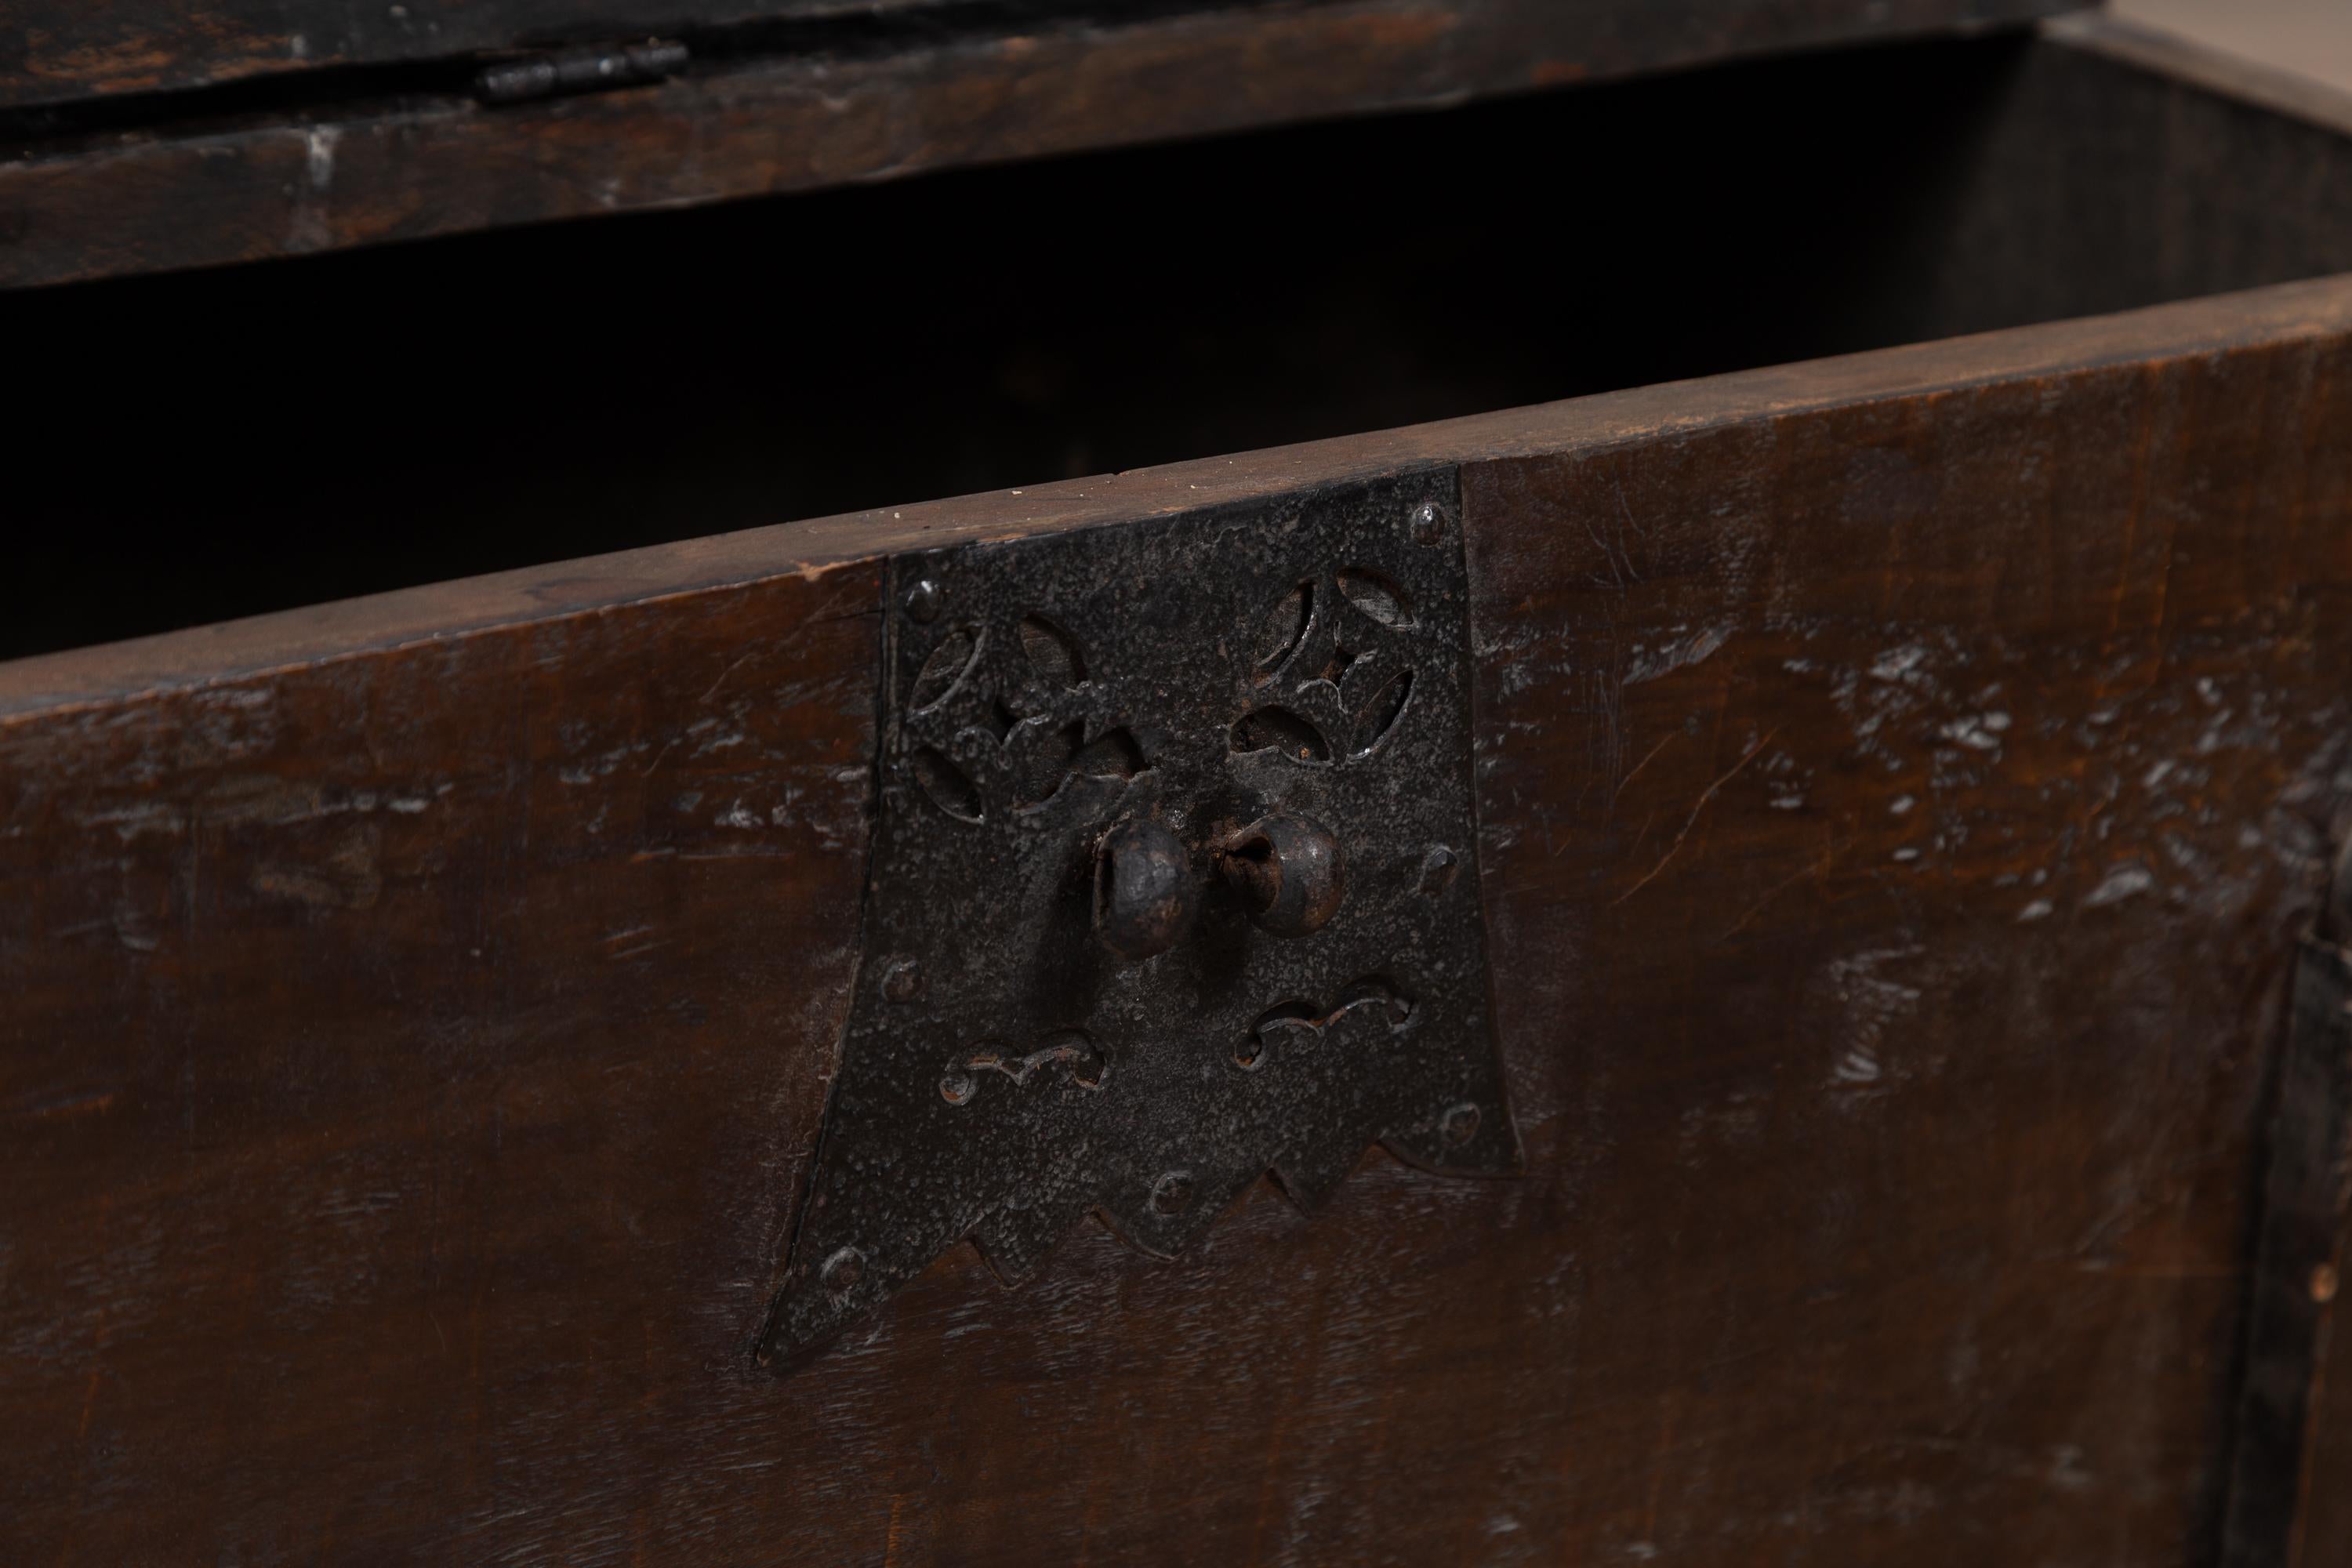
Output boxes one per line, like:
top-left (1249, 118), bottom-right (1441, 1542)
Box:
top-left (2114, 0), bottom-right (2352, 86)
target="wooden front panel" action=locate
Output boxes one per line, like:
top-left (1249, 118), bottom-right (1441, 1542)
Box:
top-left (2, 278), bottom-right (2347, 1560)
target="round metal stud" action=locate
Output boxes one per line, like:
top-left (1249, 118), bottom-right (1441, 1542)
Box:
top-left (820, 1247), bottom-right (866, 1293)
top-left (1218, 814), bottom-right (1344, 938)
top-left (1150, 1171), bottom-right (1196, 1216)
top-left (1094, 818), bottom-right (1197, 961)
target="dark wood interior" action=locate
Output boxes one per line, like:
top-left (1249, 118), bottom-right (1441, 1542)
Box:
top-left (10, 24), bottom-right (2352, 665)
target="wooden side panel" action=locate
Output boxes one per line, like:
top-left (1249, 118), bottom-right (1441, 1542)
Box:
top-left (0, 288), bottom-right (2347, 1560)
top-left (0, 0), bottom-right (2069, 288)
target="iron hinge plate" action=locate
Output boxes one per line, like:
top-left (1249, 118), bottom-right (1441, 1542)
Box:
top-left (473, 39), bottom-right (687, 104)
top-left (2220, 837), bottom-right (2352, 1566)
top-left (760, 468), bottom-right (1519, 1366)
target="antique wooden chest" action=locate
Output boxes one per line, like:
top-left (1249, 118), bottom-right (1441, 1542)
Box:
top-left (5, 2), bottom-right (2352, 1563)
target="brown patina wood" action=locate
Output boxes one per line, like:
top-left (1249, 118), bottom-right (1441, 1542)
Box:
top-left (2, 275), bottom-right (2347, 1561)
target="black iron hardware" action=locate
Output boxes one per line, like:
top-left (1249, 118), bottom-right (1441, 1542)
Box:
top-left (2220, 834), bottom-right (2352, 1566)
top-left (473, 40), bottom-right (688, 105)
top-left (760, 470), bottom-right (1520, 1367)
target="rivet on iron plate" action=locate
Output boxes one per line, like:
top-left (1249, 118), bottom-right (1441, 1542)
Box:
top-left (759, 472), bottom-right (1522, 1369)
top-left (820, 1247), bottom-right (866, 1293)
top-left (1150, 1171), bottom-right (1196, 1215)
top-left (906, 578), bottom-right (944, 623)
top-left (1218, 814), bottom-right (1344, 938)
top-left (881, 956), bottom-right (921, 1002)
top-left (1094, 819), bottom-right (1198, 962)
top-left (1440, 1102), bottom-right (1481, 1147)
top-left (1406, 499), bottom-right (1447, 546)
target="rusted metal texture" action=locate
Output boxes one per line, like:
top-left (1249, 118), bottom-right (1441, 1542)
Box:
top-left (2222, 837), bottom-right (2352, 1566)
top-left (762, 470), bottom-right (1519, 1363)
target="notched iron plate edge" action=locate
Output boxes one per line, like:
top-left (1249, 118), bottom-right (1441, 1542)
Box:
top-left (758, 465), bottom-right (1520, 1370)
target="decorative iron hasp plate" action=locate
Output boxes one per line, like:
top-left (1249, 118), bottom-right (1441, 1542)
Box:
top-left (759, 469), bottom-right (1519, 1366)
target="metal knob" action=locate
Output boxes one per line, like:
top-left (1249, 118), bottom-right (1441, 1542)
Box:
top-left (1218, 814), bottom-right (1343, 938)
top-left (1094, 819), bottom-right (1196, 961)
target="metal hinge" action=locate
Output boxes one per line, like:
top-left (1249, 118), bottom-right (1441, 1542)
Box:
top-left (757, 470), bottom-right (1522, 1368)
top-left (473, 40), bottom-right (688, 106)
top-left (2222, 833), bottom-right (2352, 1566)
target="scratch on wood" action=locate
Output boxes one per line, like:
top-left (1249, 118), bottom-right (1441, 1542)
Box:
top-left (1613, 733), bottom-right (1678, 807)
top-left (1610, 728), bottom-right (1778, 909)
top-left (700, 650), bottom-right (759, 706)
top-left (1719, 835), bottom-right (1849, 941)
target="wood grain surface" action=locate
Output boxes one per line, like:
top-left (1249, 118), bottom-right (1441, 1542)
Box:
top-left (1462, 299), bottom-right (2352, 1565)
top-left (2, 274), bottom-right (2348, 1561)
top-left (0, 0), bottom-right (2072, 288)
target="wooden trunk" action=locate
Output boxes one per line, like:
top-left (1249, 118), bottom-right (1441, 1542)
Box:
top-left (3, 5), bottom-right (2351, 1563)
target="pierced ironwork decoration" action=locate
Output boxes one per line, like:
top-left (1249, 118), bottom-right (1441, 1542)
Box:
top-left (758, 470), bottom-right (1519, 1367)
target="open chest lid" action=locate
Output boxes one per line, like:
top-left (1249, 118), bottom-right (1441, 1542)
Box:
top-left (3, 0), bottom-right (2089, 285)
top-left (9, 0), bottom-right (2091, 110)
